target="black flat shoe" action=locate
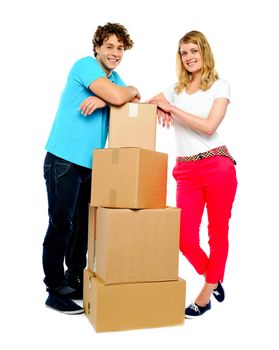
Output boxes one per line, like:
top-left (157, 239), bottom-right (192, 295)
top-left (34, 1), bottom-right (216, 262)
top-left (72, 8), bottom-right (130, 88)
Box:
top-left (212, 281), bottom-right (225, 302)
top-left (185, 301), bottom-right (211, 319)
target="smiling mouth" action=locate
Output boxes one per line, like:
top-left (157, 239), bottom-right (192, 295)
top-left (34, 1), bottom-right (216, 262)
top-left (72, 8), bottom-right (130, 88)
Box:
top-left (107, 57), bottom-right (119, 64)
top-left (187, 61), bottom-right (197, 66)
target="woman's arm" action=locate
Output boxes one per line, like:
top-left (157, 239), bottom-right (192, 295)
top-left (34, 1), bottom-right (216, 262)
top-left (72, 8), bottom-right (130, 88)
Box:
top-left (157, 97), bottom-right (229, 135)
top-left (146, 93), bottom-right (174, 128)
top-left (146, 92), bottom-right (168, 104)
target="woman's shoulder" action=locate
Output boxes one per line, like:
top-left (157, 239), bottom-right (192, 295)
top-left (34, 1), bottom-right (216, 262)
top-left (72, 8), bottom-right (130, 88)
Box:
top-left (212, 78), bottom-right (230, 89)
top-left (163, 82), bottom-right (178, 94)
top-left (210, 78), bottom-right (231, 99)
top-left (167, 82), bottom-right (178, 90)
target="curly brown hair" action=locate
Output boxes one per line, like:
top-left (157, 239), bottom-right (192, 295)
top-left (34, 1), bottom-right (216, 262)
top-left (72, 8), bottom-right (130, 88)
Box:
top-left (92, 22), bottom-right (134, 57)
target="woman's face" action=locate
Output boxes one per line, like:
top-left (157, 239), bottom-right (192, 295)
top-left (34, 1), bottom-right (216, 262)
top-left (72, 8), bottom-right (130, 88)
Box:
top-left (179, 42), bottom-right (203, 74)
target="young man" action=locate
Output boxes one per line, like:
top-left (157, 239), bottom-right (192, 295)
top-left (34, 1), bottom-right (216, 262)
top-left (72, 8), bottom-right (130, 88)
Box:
top-left (43, 23), bottom-right (140, 314)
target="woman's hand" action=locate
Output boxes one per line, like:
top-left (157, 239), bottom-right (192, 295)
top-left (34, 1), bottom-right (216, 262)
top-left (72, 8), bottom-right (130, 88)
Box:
top-left (146, 96), bottom-right (174, 128)
top-left (80, 96), bottom-right (106, 116)
top-left (153, 99), bottom-right (174, 128)
top-left (158, 108), bottom-right (174, 128)
top-left (156, 99), bottom-right (172, 113)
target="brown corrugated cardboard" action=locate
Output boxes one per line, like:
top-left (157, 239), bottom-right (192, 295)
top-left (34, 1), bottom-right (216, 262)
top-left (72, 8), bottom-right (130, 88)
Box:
top-left (83, 269), bottom-right (186, 332)
top-left (108, 103), bottom-right (157, 150)
top-left (87, 206), bottom-right (96, 272)
top-left (94, 207), bottom-right (181, 284)
top-left (91, 148), bottom-right (167, 209)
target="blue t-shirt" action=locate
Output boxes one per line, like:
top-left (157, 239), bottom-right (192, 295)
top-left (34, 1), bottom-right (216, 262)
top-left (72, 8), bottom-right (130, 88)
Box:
top-left (45, 56), bottom-right (125, 168)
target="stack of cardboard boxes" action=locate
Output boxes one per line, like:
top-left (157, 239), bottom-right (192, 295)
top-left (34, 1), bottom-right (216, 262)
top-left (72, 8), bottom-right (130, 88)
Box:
top-left (84, 103), bottom-right (186, 332)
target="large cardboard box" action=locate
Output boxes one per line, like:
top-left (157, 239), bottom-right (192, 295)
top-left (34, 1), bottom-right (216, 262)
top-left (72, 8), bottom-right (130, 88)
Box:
top-left (108, 103), bottom-right (157, 150)
top-left (87, 206), bottom-right (180, 284)
top-left (83, 269), bottom-right (186, 332)
top-left (91, 148), bottom-right (167, 209)
top-left (87, 206), bottom-right (96, 273)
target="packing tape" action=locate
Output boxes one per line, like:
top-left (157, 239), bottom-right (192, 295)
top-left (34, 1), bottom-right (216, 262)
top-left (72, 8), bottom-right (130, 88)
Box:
top-left (109, 189), bottom-right (117, 207)
top-left (128, 103), bottom-right (139, 118)
top-left (89, 275), bottom-right (92, 290)
top-left (111, 149), bottom-right (119, 164)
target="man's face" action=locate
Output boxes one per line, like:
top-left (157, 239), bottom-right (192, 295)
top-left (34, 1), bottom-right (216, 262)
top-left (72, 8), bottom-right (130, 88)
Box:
top-left (95, 34), bottom-right (124, 75)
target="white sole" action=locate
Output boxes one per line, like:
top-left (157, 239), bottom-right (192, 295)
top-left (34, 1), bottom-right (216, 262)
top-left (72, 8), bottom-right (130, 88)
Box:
top-left (45, 304), bottom-right (84, 315)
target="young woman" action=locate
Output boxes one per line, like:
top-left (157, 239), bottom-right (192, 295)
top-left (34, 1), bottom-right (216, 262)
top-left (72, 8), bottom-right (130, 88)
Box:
top-left (148, 30), bottom-right (237, 318)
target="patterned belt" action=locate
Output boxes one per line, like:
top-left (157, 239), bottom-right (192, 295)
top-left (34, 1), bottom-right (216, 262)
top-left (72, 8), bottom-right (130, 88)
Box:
top-left (176, 146), bottom-right (236, 165)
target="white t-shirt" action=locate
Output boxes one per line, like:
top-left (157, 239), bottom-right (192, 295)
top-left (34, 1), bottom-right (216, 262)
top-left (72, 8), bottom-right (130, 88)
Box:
top-left (163, 79), bottom-right (230, 157)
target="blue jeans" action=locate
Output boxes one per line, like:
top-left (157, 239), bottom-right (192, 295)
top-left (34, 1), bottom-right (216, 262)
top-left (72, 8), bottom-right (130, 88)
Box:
top-left (43, 152), bottom-right (91, 289)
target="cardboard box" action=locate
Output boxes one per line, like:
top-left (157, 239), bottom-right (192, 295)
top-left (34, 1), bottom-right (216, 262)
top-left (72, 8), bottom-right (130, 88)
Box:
top-left (91, 148), bottom-right (167, 209)
top-left (87, 206), bottom-right (96, 273)
top-left (83, 269), bottom-right (186, 332)
top-left (87, 206), bottom-right (180, 284)
top-left (108, 103), bottom-right (157, 150)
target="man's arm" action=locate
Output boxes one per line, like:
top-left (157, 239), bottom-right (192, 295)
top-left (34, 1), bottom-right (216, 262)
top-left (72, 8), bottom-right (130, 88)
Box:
top-left (89, 77), bottom-right (140, 106)
top-left (80, 96), bottom-right (107, 116)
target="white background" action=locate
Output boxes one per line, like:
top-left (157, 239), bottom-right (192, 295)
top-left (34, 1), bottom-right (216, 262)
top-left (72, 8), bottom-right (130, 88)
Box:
top-left (1, 0), bottom-right (279, 348)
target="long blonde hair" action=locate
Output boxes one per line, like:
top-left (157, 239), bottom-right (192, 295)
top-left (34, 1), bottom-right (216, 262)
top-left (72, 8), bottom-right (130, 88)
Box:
top-left (175, 31), bottom-right (219, 93)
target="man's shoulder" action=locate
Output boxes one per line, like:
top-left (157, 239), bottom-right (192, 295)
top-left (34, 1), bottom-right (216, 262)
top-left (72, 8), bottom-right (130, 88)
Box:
top-left (72, 56), bottom-right (98, 68)
top-left (70, 56), bottom-right (106, 81)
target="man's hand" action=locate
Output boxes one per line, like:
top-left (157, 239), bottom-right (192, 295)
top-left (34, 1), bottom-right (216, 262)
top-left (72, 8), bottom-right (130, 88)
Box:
top-left (79, 96), bottom-right (106, 116)
top-left (127, 86), bottom-right (141, 102)
top-left (131, 96), bottom-right (141, 103)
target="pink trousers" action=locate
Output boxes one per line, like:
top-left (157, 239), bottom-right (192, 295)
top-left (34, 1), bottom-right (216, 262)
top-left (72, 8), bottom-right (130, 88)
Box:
top-left (173, 155), bottom-right (237, 283)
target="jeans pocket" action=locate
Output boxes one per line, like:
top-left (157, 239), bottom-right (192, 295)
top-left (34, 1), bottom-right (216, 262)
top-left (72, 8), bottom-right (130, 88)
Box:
top-left (54, 160), bottom-right (72, 180)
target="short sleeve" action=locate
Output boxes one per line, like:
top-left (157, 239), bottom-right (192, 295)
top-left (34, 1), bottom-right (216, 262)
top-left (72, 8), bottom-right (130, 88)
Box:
top-left (111, 71), bottom-right (126, 87)
top-left (162, 83), bottom-right (177, 103)
top-left (214, 79), bottom-right (231, 102)
top-left (70, 57), bottom-right (106, 88)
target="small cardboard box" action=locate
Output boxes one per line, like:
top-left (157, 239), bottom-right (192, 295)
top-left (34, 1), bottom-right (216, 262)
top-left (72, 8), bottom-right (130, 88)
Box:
top-left (108, 103), bottom-right (157, 150)
top-left (91, 148), bottom-right (167, 209)
top-left (83, 269), bottom-right (186, 332)
top-left (87, 206), bottom-right (180, 284)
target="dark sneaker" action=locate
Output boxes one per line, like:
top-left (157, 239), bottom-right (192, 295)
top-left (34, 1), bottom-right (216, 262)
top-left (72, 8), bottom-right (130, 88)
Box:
top-left (212, 281), bottom-right (225, 302)
top-left (54, 285), bottom-right (76, 296)
top-left (185, 301), bottom-right (211, 319)
top-left (65, 271), bottom-right (83, 300)
top-left (45, 292), bottom-right (84, 315)
top-left (66, 288), bottom-right (83, 300)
